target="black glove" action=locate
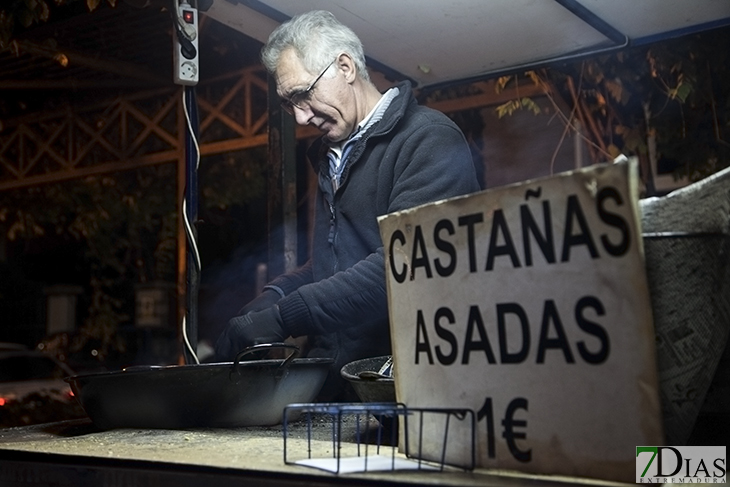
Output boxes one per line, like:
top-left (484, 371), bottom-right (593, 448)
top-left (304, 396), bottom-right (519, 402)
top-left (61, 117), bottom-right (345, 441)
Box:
top-left (236, 287), bottom-right (282, 315)
top-left (214, 306), bottom-right (287, 360)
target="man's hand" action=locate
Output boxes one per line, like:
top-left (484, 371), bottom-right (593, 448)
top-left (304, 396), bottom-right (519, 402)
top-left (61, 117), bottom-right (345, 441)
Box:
top-left (236, 288), bottom-right (281, 315)
top-left (214, 306), bottom-right (287, 360)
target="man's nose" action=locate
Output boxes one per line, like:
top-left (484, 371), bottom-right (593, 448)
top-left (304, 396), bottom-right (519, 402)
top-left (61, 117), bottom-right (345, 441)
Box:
top-left (293, 105), bottom-right (314, 125)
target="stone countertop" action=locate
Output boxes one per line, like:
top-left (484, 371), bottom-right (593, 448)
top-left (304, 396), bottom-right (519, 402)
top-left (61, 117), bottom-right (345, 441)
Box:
top-left (0, 418), bottom-right (630, 487)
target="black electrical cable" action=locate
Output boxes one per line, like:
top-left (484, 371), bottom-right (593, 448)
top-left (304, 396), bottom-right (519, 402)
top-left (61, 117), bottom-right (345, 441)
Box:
top-left (174, 19), bottom-right (197, 60)
top-left (170, 0), bottom-right (197, 60)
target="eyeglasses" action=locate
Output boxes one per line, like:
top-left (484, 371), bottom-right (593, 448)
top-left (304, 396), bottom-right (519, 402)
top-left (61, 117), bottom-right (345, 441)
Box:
top-left (280, 59), bottom-right (335, 115)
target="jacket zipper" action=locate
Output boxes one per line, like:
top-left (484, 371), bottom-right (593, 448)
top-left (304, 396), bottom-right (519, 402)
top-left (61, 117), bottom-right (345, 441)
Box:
top-left (328, 200), bottom-right (337, 274)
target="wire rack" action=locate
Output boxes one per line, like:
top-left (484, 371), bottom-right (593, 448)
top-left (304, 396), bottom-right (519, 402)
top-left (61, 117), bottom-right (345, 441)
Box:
top-left (282, 402), bottom-right (475, 474)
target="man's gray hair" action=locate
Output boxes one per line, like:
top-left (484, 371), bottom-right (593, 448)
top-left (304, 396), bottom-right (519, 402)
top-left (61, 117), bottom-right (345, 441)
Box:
top-left (261, 10), bottom-right (370, 82)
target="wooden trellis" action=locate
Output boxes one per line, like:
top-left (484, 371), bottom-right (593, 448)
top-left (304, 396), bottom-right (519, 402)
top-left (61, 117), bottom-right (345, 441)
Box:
top-left (0, 66), bottom-right (321, 191)
top-left (0, 73), bottom-right (540, 191)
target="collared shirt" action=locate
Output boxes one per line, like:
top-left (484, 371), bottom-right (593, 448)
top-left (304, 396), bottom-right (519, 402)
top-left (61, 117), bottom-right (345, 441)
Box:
top-left (327, 87), bottom-right (399, 192)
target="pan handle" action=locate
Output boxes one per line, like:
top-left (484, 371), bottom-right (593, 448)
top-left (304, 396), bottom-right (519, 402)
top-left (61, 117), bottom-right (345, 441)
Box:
top-left (230, 342), bottom-right (300, 382)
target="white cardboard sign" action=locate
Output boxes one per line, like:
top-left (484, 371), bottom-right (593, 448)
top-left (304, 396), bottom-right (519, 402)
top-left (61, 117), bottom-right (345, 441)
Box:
top-left (377, 161), bottom-right (663, 483)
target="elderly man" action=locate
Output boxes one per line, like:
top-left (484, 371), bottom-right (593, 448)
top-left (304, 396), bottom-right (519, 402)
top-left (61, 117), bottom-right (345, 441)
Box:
top-left (215, 10), bottom-right (481, 399)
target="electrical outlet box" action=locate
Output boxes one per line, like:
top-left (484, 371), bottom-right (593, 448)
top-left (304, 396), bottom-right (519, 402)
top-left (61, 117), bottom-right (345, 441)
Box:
top-left (173, 4), bottom-right (199, 86)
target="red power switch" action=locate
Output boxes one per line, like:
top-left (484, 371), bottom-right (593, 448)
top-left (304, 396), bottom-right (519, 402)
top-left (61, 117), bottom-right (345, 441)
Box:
top-left (183, 10), bottom-right (194, 24)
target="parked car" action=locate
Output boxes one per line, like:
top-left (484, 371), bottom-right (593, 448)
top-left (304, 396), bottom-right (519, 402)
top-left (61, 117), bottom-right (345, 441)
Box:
top-left (0, 346), bottom-right (86, 426)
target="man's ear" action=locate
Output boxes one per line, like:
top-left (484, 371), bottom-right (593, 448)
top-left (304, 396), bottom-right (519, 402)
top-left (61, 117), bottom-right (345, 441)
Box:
top-left (337, 53), bottom-right (358, 84)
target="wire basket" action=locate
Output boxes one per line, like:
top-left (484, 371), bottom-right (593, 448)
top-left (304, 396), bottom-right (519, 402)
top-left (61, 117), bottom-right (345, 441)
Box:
top-left (282, 402), bottom-right (475, 474)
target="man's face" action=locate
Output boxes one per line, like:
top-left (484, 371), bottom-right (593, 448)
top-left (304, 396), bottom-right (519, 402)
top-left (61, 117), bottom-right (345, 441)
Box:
top-left (275, 49), bottom-right (357, 143)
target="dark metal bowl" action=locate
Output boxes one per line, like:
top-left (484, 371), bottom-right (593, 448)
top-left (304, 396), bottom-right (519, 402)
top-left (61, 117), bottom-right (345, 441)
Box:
top-left (66, 343), bottom-right (332, 429)
top-left (340, 355), bottom-right (396, 403)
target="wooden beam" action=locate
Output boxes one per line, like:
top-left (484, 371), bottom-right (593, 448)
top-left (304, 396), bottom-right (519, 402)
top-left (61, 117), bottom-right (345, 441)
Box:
top-left (0, 79), bottom-right (161, 90)
top-left (0, 150), bottom-right (178, 191)
top-left (0, 87), bottom-right (176, 130)
top-left (15, 40), bottom-right (168, 86)
top-left (425, 82), bottom-right (547, 114)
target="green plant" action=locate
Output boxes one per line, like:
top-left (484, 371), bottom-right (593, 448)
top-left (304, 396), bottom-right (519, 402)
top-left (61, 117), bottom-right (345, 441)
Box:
top-left (0, 0), bottom-right (116, 50)
top-left (495, 28), bottom-right (730, 192)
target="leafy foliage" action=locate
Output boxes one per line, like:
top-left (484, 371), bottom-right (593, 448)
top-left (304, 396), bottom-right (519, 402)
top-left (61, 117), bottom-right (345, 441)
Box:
top-left (495, 27), bottom-right (730, 190)
top-left (0, 0), bottom-right (116, 50)
top-left (494, 97), bottom-right (541, 118)
top-left (494, 74), bottom-right (542, 118)
top-left (200, 148), bottom-right (268, 211)
top-left (0, 147), bottom-right (269, 357)
top-left (1, 166), bottom-right (177, 355)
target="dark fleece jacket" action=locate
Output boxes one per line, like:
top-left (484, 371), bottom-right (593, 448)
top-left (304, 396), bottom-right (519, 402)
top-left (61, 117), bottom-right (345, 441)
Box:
top-left (268, 81), bottom-right (481, 398)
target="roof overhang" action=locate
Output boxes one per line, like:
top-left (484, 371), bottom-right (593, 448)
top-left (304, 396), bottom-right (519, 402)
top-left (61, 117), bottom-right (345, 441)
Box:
top-left (203, 0), bottom-right (730, 90)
